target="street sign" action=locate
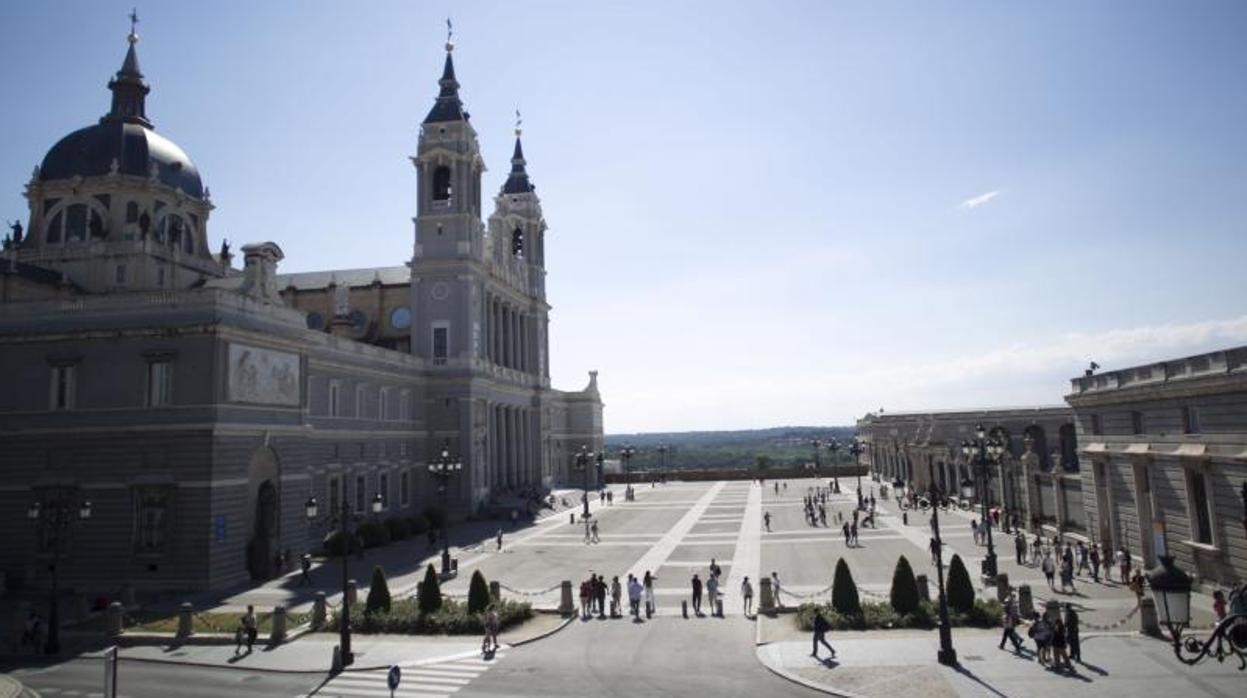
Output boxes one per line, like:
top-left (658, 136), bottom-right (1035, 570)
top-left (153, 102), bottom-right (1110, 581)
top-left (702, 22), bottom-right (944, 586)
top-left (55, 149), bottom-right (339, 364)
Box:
top-left (103, 645), bottom-right (118, 698)
top-left (387, 664), bottom-right (401, 696)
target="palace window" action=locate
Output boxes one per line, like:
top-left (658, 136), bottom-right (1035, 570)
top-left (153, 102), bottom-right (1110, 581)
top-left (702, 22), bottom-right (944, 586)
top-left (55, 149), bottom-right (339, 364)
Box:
top-left (1090, 413), bottom-right (1102, 436)
top-left (511, 227), bottom-right (524, 258)
top-left (1182, 406), bottom-right (1201, 435)
top-left (1186, 470), bottom-right (1214, 546)
top-left (1130, 411), bottom-right (1144, 435)
top-left (134, 487), bottom-right (170, 553)
top-left (354, 474), bottom-right (366, 514)
top-left (355, 384), bottom-right (367, 418)
top-left (400, 470), bottom-right (410, 507)
top-left (432, 324), bottom-right (449, 365)
top-left (328, 380), bottom-right (341, 417)
top-left (378, 473), bottom-right (389, 510)
top-left (146, 360), bottom-right (172, 407)
top-left (379, 387), bottom-right (390, 421)
top-left (49, 364), bottom-right (76, 411)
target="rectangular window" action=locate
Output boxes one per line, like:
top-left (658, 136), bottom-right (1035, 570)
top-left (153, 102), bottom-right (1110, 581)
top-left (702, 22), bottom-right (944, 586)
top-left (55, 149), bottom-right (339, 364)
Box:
top-left (1130, 411), bottom-right (1144, 435)
top-left (378, 387), bottom-right (389, 421)
top-left (115, 264), bottom-right (127, 285)
top-left (1189, 471), bottom-right (1213, 545)
top-left (378, 473), bottom-right (390, 510)
top-left (400, 389), bottom-right (411, 421)
top-left (354, 474), bottom-right (366, 513)
top-left (134, 487), bottom-right (169, 553)
top-left (400, 470), bottom-right (410, 507)
top-left (328, 475), bottom-right (341, 516)
top-left (328, 380), bottom-right (341, 417)
top-left (1182, 406), bottom-right (1201, 434)
top-left (146, 361), bottom-right (172, 407)
top-left (432, 324), bottom-right (449, 365)
top-left (355, 385), bottom-right (366, 418)
top-left (1089, 413), bottom-right (1101, 436)
top-left (49, 365), bottom-right (76, 411)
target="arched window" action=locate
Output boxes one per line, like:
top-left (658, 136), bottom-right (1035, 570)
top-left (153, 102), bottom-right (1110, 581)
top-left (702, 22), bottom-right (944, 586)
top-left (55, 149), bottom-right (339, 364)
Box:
top-left (1025, 425), bottom-right (1050, 470)
top-left (511, 227), bottom-right (524, 258)
top-left (46, 211), bottom-right (63, 243)
top-left (157, 214), bottom-right (188, 248)
top-left (65, 204), bottom-right (87, 242)
top-left (126, 201), bottom-right (139, 223)
top-left (432, 166), bottom-right (452, 201)
top-left (1059, 423), bottom-right (1079, 472)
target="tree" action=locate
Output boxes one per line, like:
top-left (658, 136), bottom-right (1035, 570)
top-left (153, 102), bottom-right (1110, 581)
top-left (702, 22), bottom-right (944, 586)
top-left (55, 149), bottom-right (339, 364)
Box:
top-left (365, 565), bottom-right (391, 614)
top-left (467, 570), bottom-right (491, 614)
top-left (418, 563), bottom-right (442, 614)
top-left (890, 555), bottom-right (920, 615)
top-left (831, 558), bottom-right (861, 616)
top-left (755, 455), bottom-right (773, 472)
top-left (946, 554), bottom-right (975, 613)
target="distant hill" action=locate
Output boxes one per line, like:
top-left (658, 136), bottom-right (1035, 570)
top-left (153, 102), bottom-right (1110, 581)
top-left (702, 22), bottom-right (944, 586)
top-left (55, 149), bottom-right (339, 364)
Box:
top-left (604, 426), bottom-right (857, 471)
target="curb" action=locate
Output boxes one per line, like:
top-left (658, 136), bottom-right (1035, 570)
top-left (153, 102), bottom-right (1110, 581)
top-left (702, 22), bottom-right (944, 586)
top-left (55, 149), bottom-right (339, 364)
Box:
top-left (754, 644), bottom-right (863, 698)
top-left (505, 615), bottom-right (575, 648)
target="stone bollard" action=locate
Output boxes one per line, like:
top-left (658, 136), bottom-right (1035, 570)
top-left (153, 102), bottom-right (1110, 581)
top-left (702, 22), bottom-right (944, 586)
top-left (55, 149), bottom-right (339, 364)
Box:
top-left (1044, 599), bottom-right (1061, 623)
top-left (489, 581), bottom-right (501, 603)
top-left (312, 592), bottom-right (327, 629)
top-left (915, 575), bottom-right (931, 603)
top-left (346, 579), bottom-right (358, 607)
top-left (270, 606), bottom-right (287, 644)
top-left (176, 602), bottom-right (193, 639)
top-left (332, 644), bottom-right (343, 674)
top-left (1018, 585), bottom-right (1034, 618)
top-left (681, 600), bottom-right (688, 619)
top-left (570, 513), bottom-right (575, 525)
top-left (759, 578), bottom-right (775, 615)
top-left (995, 574), bottom-right (1011, 602)
top-left (1139, 597), bottom-right (1160, 637)
top-left (106, 601), bottom-right (124, 637)
top-left (558, 580), bottom-right (574, 617)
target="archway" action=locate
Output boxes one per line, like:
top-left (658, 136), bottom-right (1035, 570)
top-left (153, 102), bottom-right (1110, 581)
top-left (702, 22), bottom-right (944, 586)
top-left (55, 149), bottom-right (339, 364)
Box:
top-left (245, 447), bottom-right (281, 581)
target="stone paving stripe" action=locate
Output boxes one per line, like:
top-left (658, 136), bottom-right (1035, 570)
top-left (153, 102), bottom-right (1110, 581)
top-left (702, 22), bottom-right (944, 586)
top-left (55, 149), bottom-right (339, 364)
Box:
top-left (625, 482), bottom-right (727, 582)
top-left (721, 483), bottom-right (762, 613)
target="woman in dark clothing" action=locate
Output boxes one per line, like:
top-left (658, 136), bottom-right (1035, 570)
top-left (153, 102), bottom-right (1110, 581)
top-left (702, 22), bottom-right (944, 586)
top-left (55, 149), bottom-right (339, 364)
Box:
top-left (1051, 617), bottom-right (1070, 670)
top-left (1065, 604), bottom-right (1081, 663)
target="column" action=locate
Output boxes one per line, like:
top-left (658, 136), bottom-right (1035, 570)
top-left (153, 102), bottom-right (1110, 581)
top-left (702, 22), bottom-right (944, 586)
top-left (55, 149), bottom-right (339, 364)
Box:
top-left (483, 294), bottom-right (490, 362)
top-left (505, 407), bottom-right (515, 487)
top-left (493, 302), bottom-right (501, 365)
top-left (523, 409), bottom-right (532, 484)
top-left (489, 404), bottom-right (498, 488)
top-left (519, 315), bottom-right (527, 373)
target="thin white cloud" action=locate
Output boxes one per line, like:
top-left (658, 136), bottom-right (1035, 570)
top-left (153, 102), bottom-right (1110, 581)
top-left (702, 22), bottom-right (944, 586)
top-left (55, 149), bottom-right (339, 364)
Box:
top-left (958, 190), bottom-right (1001, 210)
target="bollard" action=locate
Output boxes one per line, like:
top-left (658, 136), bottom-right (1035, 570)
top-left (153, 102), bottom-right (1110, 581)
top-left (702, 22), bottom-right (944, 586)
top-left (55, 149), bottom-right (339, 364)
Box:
top-left (270, 605), bottom-right (287, 644)
top-left (995, 573), bottom-right (1011, 602)
top-left (682, 600), bottom-right (688, 619)
top-left (1139, 597), bottom-right (1160, 637)
top-left (346, 579), bottom-right (358, 607)
top-left (331, 644), bottom-right (343, 674)
top-left (312, 591), bottom-right (327, 629)
top-left (903, 511), bottom-right (909, 526)
top-left (176, 602), bottom-right (193, 639)
top-left (570, 513), bottom-right (575, 525)
top-left (1044, 599), bottom-right (1060, 623)
top-left (1018, 585), bottom-right (1034, 618)
top-left (759, 578), bottom-right (775, 615)
top-left (106, 601), bottom-right (124, 637)
top-left (558, 580), bottom-right (574, 617)
top-left (489, 581), bottom-right (501, 603)
top-left (915, 574), bottom-right (931, 603)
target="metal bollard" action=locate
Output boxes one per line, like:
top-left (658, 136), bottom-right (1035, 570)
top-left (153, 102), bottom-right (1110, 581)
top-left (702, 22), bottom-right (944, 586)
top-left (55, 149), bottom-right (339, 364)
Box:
top-left (682, 600), bottom-right (688, 619)
top-left (176, 602), bottom-right (193, 639)
top-left (346, 579), bottom-right (358, 606)
top-left (1018, 585), bottom-right (1034, 618)
top-left (106, 601), bottom-right (124, 637)
top-left (759, 578), bottom-right (775, 615)
top-left (489, 581), bottom-right (501, 602)
top-left (332, 644), bottom-right (343, 674)
top-left (570, 513), bottom-right (575, 525)
top-left (558, 580), bottom-right (574, 617)
top-left (995, 573), bottom-right (1011, 602)
top-left (312, 592), bottom-right (327, 629)
top-left (270, 605), bottom-right (287, 644)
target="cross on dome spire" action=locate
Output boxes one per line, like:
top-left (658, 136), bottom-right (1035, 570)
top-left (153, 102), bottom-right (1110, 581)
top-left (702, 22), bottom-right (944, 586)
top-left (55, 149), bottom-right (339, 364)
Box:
top-left (105, 9), bottom-right (152, 127)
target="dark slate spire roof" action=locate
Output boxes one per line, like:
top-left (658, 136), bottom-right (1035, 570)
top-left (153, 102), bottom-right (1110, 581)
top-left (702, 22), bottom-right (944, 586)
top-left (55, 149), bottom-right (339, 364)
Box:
top-left (106, 30), bottom-right (152, 127)
top-left (501, 133), bottom-right (534, 194)
top-left (423, 43), bottom-right (468, 124)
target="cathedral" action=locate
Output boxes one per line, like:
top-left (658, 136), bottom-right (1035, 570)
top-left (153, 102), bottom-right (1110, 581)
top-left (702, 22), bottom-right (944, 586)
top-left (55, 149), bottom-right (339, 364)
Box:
top-left (0, 22), bottom-right (604, 591)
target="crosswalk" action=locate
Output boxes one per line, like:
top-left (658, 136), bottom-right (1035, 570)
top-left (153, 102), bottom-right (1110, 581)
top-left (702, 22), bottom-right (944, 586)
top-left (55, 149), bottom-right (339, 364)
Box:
top-left (299, 652), bottom-right (504, 698)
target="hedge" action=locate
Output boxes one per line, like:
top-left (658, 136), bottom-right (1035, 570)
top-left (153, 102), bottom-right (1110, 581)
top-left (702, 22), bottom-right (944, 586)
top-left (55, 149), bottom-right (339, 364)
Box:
top-left (366, 565), bottom-right (391, 614)
top-left (385, 517), bottom-right (411, 541)
top-left (797, 598), bottom-right (1002, 631)
top-left (946, 554), bottom-right (975, 613)
top-left (333, 598), bottom-right (532, 635)
top-left (357, 521), bottom-right (391, 549)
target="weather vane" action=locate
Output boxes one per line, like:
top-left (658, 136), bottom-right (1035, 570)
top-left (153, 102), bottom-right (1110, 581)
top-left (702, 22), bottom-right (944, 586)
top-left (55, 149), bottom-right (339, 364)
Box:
top-left (446, 17), bottom-right (453, 49)
top-left (128, 8), bottom-right (140, 43)
top-left (515, 108), bottom-right (522, 135)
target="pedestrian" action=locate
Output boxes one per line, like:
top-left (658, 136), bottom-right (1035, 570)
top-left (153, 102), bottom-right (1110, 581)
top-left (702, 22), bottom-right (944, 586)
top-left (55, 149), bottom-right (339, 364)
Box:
top-left (819, 504), bottom-right (827, 527)
top-left (237, 604), bottom-right (257, 654)
top-left (1042, 553), bottom-right (1056, 590)
top-left (1128, 568), bottom-right (1144, 601)
top-left (1029, 612), bottom-right (1052, 666)
top-left (709, 558), bottom-right (722, 580)
top-left (496, 528), bottom-right (504, 551)
top-left (607, 490), bottom-right (614, 505)
top-left (591, 520), bottom-right (600, 544)
top-left (971, 518), bottom-right (980, 545)
top-left (1089, 544), bottom-right (1101, 582)
top-left (771, 571), bottom-right (783, 610)
top-left (810, 611), bottom-right (836, 659)
top-left (1075, 541), bottom-right (1088, 576)
top-left (692, 573), bottom-right (703, 615)
top-left (610, 575), bottom-right (622, 618)
top-left (1065, 604), bottom-right (1081, 663)
top-left (579, 577), bottom-right (591, 619)
top-left (299, 553), bottom-right (313, 586)
top-left (929, 536), bottom-right (941, 566)
top-left (643, 570), bottom-right (656, 618)
top-left (1032, 535), bottom-right (1043, 565)
top-left (741, 576), bottom-right (754, 617)
top-left (763, 511), bottom-right (772, 531)
top-left (843, 521), bottom-right (852, 547)
top-left (482, 608), bottom-right (500, 655)
top-left (627, 574), bottom-right (643, 620)
top-left (1213, 590), bottom-right (1228, 621)
top-left (850, 521), bottom-right (858, 546)
top-left (1116, 546), bottom-right (1130, 583)
top-left (1060, 555), bottom-right (1075, 593)
top-left (1051, 616), bottom-right (1070, 671)
top-left (584, 518), bottom-right (592, 544)
top-left (706, 573), bottom-right (720, 617)
top-left (998, 593), bottom-right (1024, 653)
top-left (1015, 532), bottom-right (1026, 565)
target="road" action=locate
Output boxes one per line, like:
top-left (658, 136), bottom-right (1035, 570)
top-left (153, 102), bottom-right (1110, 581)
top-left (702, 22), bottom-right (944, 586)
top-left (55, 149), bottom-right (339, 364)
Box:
top-left (6, 657), bottom-right (321, 698)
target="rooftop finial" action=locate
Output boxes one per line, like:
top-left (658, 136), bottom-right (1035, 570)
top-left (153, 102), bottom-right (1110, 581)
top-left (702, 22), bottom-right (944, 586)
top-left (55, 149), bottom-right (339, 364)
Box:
top-left (445, 17), bottom-right (454, 52)
top-left (128, 8), bottom-right (140, 45)
top-left (515, 108), bottom-right (522, 137)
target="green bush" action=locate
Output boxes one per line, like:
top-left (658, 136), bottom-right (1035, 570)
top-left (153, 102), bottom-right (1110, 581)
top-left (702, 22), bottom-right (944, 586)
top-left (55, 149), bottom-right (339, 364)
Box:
top-left (831, 558), bottom-right (861, 616)
top-left (366, 565), bottom-right (391, 614)
top-left (385, 517), bottom-right (411, 541)
top-left (890, 555), bottom-right (920, 616)
top-left (467, 570), bottom-right (491, 614)
top-left (946, 554), bottom-right (975, 613)
top-left (418, 563), bottom-right (442, 614)
top-left (796, 598), bottom-right (1000, 631)
top-left (423, 506), bottom-right (446, 531)
top-left (322, 530), bottom-right (360, 557)
top-left (334, 598), bottom-right (531, 635)
top-left (357, 521), bottom-right (391, 549)
top-left (407, 515), bottom-right (430, 535)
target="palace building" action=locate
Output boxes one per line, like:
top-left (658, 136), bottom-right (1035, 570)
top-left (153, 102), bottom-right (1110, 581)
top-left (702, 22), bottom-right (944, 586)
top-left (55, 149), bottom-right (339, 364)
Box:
top-left (0, 24), bottom-right (603, 591)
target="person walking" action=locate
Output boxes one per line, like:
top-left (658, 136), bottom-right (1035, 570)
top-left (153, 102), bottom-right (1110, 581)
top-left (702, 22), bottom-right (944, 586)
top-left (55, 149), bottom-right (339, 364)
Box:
top-left (596, 575), bottom-right (608, 618)
top-left (1041, 552), bottom-right (1056, 590)
top-left (1029, 612), bottom-right (1052, 666)
top-left (1060, 553), bottom-right (1076, 593)
top-left (1051, 616), bottom-right (1070, 671)
top-left (237, 605), bottom-right (257, 655)
top-left (1065, 604), bottom-right (1081, 664)
top-left (691, 573), bottom-right (704, 615)
top-left (1089, 543), bottom-right (1101, 582)
top-left (299, 553), bottom-right (313, 586)
top-left (496, 528), bottom-right (504, 551)
top-left (579, 577), bottom-right (591, 619)
top-left (627, 575), bottom-right (643, 620)
top-left (771, 571), bottom-right (783, 610)
top-left (643, 570), bottom-right (656, 618)
top-left (610, 575), bottom-right (622, 618)
top-left (584, 518), bottom-right (592, 545)
top-left (999, 592), bottom-right (1024, 653)
top-left (929, 536), bottom-right (941, 566)
top-left (709, 558), bottom-right (722, 580)
top-left (843, 521), bottom-right (852, 547)
top-left (1015, 532), bottom-right (1026, 565)
top-left (763, 511), bottom-right (772, 531)
top-left (706, 573), bottom-right (720, 617)
top-left (818, 504), bottom-right (827, 527)
top-left (590, 520), bottom-right (600, 544)
top-left (850, 521), bottom-right (858, 547)
top-left (810, 611), bottom-right (836, 659)
top-left (1116, 546), bottom-right (1130, 583)
top-left (741, 576), bottom-right (754, 617)
top-left (1075, 541), bottom-right (1089, 576)
top-left (481, 608), bottom-right (500, 655)
top-left (1213, 590), bottom-right (1228, 621)
top-left (971, 519), bottom-right (980, 546)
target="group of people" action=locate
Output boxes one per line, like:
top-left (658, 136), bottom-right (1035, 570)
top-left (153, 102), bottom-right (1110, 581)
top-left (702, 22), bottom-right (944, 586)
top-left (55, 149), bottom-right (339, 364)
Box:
top-left (577, 570), bottom-right (658, 621)
top-left (998, 591), bottom-right (1082, 671)
top-left (691, 559), bottom-right (725, 617)
top-left (1014, 533), bottom-right (1146, 596)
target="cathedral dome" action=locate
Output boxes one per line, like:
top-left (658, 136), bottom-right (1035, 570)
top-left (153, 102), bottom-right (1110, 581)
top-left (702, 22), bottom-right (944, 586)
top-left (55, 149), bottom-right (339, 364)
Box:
top-left (40, 121), bottom-right (203, 199)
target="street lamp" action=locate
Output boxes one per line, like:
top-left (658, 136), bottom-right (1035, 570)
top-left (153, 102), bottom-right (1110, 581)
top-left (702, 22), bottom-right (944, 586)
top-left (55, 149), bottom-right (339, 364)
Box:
top-left (1147, 555), bottom-right (1247, 669)
top-left (849, 438), bottom-right (865, 509)
top-left (575, 445), bottom-right (593, 518)
top-left (656, 443), bottom-right (669, 484)
top-left (960, 423), bottom-right (1003, 579)
top-left (304, 481), bottom-right (373, 667)
top-left (926, 460), bottom-right (957, 666)
top-left (809, 438), bottom-right (822, 484)
top-left (826, 438), bottom-right (841, 493)
top-left (619, 444), bottom-right (637, 501)
top-left (27, 490), bottom-right (91, 655)
top-left (427, 440), bottom-right (462, 576)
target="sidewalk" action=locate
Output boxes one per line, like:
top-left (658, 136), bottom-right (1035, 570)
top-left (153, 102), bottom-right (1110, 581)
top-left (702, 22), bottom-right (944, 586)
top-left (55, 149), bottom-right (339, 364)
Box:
top-left (757, 629), bottom-right (1243, 698)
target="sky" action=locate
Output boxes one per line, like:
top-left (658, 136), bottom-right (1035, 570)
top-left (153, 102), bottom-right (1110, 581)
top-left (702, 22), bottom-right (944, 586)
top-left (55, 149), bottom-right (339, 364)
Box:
top-left (2, 1), bottom-right (1246, 433)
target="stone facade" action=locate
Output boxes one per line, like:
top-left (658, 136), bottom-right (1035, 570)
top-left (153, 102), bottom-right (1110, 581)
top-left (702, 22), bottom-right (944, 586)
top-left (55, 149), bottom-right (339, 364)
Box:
top-left (0, 27), bottom-right (603, 592)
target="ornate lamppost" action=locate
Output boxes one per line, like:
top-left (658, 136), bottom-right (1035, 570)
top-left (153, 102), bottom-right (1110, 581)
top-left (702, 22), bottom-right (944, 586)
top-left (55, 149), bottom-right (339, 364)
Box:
top-left (656, 443), bottom-right (669, 484)
top-left (849, 438), bottom-right (865, 509)
top-left (960, 423), bottom-right (1003, 579)
top-left (426, 440), bottom-right (462, 575)
top-left (27, 490), bottom-right (92, 655)
top-left (810, 438), bottom-right (822, 483)
top-left (826, 438), bottom-right (841, 493)
top-left (619, 444), bottom-right (636, 501)
top-left (1147, 555), bottom-right (1246, 670)
top-left (576, 445), bottom-right (593, 519)
top-left (304, 486), bottom-right (382, 667)
top-left (926, 460), bottom-right (957, 666)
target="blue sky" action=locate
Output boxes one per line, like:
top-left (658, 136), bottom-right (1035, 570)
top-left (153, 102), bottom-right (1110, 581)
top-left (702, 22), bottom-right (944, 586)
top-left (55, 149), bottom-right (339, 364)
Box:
top-left (3, 2), bottom-right (1246, 432)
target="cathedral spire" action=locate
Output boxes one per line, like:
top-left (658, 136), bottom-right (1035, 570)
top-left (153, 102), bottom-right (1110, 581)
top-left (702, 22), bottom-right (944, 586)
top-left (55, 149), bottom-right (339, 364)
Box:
top-left (423, 21), bottom-right (468, 124)
top-left (502, 110), bottom-right (534, 194)
top-left (104, 9), bottom-right (152, 127)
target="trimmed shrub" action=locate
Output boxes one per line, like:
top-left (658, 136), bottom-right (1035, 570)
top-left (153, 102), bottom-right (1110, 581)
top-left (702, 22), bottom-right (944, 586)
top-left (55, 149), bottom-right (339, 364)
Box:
top-left (796, 598), bottom-right (1000, 631)
top-left (335, 598), bottom-right (531, 635)
top-left (407, 515), bottom-right (430, 536)
top-left (418, 563), bottom-right (442, 614)
top-left (423, 506), bottom-right (446, 531)
top-left (946, 554), bottom-right (975, 613)
top-left (366, 565), bottom-right (391, 614)
top-left (385, 517), bottom-right (411, 541)
top-left (357, 521), bottom-right (391, 549)
top-left (831, 558), bottom-right (861, 616)
top-left (467, 570), bottom-right (490, 614)
top-left (890, 555), bottom-right (920, 615)
top-left (322, 530), bottom-right (360, 557)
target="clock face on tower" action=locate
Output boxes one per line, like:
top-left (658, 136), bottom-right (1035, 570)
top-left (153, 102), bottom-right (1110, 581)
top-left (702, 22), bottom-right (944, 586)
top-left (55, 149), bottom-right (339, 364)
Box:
top-left (390, 306), bottom-right (411, 330)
